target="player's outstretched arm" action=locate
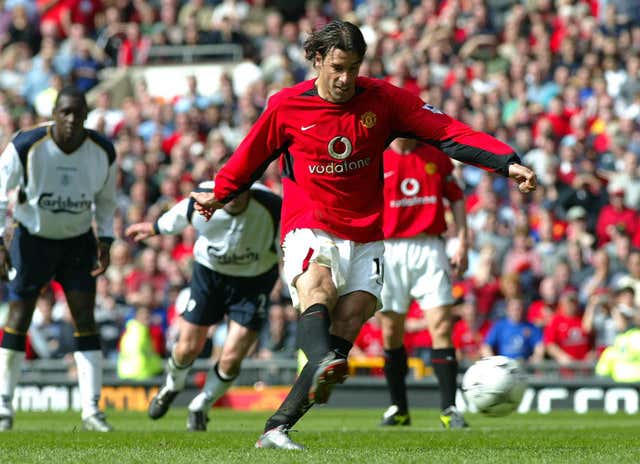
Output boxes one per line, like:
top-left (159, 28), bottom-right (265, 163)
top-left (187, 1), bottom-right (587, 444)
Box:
top-left (190, 191), bottom-right (224, 221)
top-left (125, 222), bottom-right (157, 242)
top-left (508, 163), bottom-right (537, 193)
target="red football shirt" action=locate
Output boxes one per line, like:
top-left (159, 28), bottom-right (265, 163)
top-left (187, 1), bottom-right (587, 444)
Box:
top-left (214, 77), bottom-right (519, 242)
top-left (543, 312), bottom-right (593, 360)
top-left (383, 144), bottom-right (463, 238)
top-left (452, 319), bottom-right (492, 359)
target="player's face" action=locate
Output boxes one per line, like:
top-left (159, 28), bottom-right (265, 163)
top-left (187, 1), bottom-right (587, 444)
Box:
top-left (315, 48), bottom-right (362, 103)
top-left (52, 95), bottom-right (88, 141)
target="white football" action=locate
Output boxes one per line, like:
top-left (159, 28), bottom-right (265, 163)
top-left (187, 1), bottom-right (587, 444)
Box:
top-left (461, 355), bottom-right (528, 417)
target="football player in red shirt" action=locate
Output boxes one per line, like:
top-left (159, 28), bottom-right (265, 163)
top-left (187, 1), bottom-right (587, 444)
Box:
top-left (377, 138), bottom-right (469, 429)
top-left (192, 20), bottom-right (536, 450)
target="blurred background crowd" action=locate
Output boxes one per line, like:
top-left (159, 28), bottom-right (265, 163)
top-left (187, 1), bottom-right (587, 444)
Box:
top-left (0, 0), bottom-right (639, 382)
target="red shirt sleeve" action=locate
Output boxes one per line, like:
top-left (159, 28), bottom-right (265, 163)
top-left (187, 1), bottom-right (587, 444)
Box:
top-left (213, 93), bottom-right (287, 202)
top-left (387, 83), bottom-right (520, 176)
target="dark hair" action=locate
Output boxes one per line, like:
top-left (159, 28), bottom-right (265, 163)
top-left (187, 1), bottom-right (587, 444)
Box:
top-left (303, 20), bottom-right (367, 62)
top-left (54, 86), bottom-right (87, 109)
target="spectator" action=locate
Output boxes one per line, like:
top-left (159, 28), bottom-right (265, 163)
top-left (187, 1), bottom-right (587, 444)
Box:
top-left (482, 297), bottom-right (544, 362)
top-left (452, 295), bottom-right (491, 363)
top-left (117, 307), bottom-right (164, 380)
top-left (582, 288), bottom-right (628, 355)
top-left (595, 182), bottom-right (638, 246)
top-left (596, 308), bottom-right (640, 383)
top-left (28, 288), bottom-right (75, 360)
top-left (580, 248), bottom-right (616, 305)
top-left (118, 22), bottom-right (151, 67)
top-left (527, 276), bottom-right (558, 329)
top-left (94, 276), bottom-right (129, 361)
top-left (615, 251), bottom-right (640, 307)
top-left (544, 287), bottom-right (595, 365)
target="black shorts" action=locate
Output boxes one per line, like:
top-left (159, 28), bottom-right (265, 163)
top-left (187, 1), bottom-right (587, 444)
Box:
top-left (181, 262), bottom-right (278, 331)
top-left (7, 224), bottom-right (97, 300)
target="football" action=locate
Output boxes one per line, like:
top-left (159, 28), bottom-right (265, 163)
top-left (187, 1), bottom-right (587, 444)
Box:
top-left (461, 355), bottom-right (528, 417)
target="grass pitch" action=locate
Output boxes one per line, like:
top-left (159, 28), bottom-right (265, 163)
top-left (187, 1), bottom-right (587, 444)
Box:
top-left (0, 409), bottom-right (638, 463)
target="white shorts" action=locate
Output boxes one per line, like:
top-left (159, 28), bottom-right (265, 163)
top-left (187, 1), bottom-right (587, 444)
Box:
top-left (380, 236), bottom-right (454, 314)
top-left (282, 228), bottom-right (385, 310)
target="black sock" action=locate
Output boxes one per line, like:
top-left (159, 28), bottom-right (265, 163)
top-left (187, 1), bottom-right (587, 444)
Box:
top-left (431, 348), bottom-right (458, 410)
top-left (330, 334), bottom-right (352, 359)
top-left (0, 329), bottom-right (26, 350)
top-left (264, 361), bottom-right (316, 432)
top-left (383, 346), bottom-right (409, 413)
top-left (297, 303), bottom-right (331, 363)
top-left (263, 334), bottom-right (354, 432)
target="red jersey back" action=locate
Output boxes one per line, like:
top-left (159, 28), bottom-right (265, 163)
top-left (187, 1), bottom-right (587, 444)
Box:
top-left (383, 144), bottom-right (463, 238)
top-left (214, 76), bottom-right (519, 243)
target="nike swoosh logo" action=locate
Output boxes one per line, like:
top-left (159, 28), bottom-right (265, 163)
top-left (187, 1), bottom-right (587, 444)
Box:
top-left (301, 124), bottom-right (317, 131)
top-left (383, 171), bottom-right (395, 179)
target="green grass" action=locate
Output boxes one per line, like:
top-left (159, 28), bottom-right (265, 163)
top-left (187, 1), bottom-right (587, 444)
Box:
top-left (0, 409), bottom-right (638, 463)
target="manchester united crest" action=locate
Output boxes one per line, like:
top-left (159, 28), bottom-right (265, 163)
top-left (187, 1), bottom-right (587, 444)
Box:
top-left (360, 111), bottom-right (377, 129)
top-left (425, 162), bottom-right (437, 174)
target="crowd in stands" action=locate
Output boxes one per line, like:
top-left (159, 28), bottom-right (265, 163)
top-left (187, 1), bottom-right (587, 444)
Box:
top-left (0, 0), bottom-right (640, 382)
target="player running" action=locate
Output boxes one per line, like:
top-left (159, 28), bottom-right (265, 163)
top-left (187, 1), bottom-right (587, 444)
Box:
top-left (125, 175), bottom-right (281, 431)
top-left (191, 20), bottom-right (536, 450)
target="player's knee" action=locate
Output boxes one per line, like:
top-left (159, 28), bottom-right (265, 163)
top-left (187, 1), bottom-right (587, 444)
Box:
top-left (218, 354), bottom-right (242, 377)
top-left (304, 286), bottom-right (337, 309)
top-left (176, 339), bottom-right (204, 361)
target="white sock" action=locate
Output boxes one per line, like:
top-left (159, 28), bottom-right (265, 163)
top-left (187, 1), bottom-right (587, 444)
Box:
top-left (188, 364), bottom-right (235, 412)
top-left (0, 348), bottom-right (24, 417)
top-left (165, 352), bottom-right (191, 392)
top-left (74, 350), bottom-right (102, 420)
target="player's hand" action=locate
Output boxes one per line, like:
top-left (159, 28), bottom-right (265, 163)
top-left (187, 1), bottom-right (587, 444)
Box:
top-left (91, 241), bottom-right (111, 277)
top-left (190, 191), bottom-right (223, 221)
top-left (508, 163), bottom-right (537, 193)
top-left (450, 244), bottom-right (468, 278)
top-left (0, 244), bottom-right (12, 281)
top-left (125, 222), bottom-right (155, 242)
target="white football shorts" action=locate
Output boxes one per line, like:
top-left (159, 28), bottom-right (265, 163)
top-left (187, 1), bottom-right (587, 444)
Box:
top-left (282, 228), bottom-right (384, 310)
top-left (380, 236), bottom-right (454, 314)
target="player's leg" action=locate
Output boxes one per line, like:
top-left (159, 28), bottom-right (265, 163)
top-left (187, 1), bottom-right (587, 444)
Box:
top-left (0, 224), bottom-right (53, 431)
top-left (426, 303), bottom-right (467, 428)
top-left (257, 262), bottom-right (337, 450)
top-left (305, 238), bottom-right (384, 406)
top-left (148, 319), bottom-right (210, 419)
top-left (377, 310), bottom-right (411, 426)
top-left (149, 262), bottom-right (217, 420)
top-left (61, 230), bottom-right (114, 431)
top-left (257, 238), bottom-right (382, 450)
top-left (257, 290), bottom-right (373, 450)
top-left (187, 268), bottom-right (275, 431)
top-left (257, 230), bottom-right (343, 450)
top-left (282, 230), bottom-right (341, 403)
top-left (187, 320), bottom-right (258, 431)
top-left (65, 290), bottom-right (113, 432)
top-left (0, 299), bottom-right (38, 431)
top-left (377, 238), bottom-right (411, 426)
top-left (416, 236), bottom-right (466, 428)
